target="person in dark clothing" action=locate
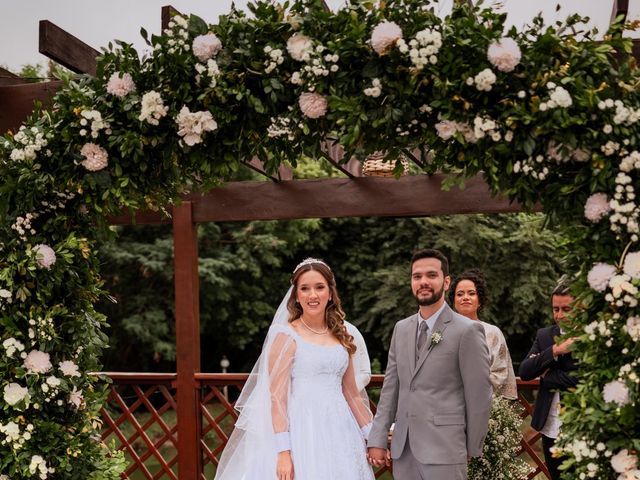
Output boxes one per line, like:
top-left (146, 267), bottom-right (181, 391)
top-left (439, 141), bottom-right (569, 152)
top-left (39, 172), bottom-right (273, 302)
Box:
top-left (519, 282), bottom-right (578, 480)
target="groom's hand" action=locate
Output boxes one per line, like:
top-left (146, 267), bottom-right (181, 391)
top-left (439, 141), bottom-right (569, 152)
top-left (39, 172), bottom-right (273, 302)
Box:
top-left (367, 447), bottom-right (391, 467)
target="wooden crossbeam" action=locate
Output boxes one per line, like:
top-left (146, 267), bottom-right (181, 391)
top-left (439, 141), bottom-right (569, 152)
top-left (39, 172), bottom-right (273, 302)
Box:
top-left (0, 81), bottom-right (63, 134)
top-left (162, 5), bottom-right (181, 31)
top-left (39, 20), bottom-right (99, 75)
top-left (107, 173), bottom-right (531, 225)
top-left (0, 67), bottom-right (23, 87)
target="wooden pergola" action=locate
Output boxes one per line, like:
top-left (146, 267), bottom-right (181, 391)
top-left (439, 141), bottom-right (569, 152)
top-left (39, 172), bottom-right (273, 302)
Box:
top-left (1, 2), bottom-right (636, 478)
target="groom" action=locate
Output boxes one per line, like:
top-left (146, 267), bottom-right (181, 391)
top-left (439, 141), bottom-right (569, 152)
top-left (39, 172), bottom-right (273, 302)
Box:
top-left (367, 249), bottom-right (492, 479)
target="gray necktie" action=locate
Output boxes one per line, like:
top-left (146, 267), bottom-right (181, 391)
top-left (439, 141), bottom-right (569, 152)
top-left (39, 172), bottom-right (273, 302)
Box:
top-left (416, 321), bottom-right (429, 361)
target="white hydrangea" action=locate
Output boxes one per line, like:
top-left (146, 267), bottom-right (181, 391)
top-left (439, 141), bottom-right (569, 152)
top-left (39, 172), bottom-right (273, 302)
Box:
top-left (175, 106), bottom-right (218, 146)
top-left (23, 350), bottom-right (52, 374)
top-left (59, 360), bottom-right (81, 377)
top-left (287, 33), bottom-right (313, 61)
top-left (603, 380), bottom-right (630, 406)
top-left (370, 21), bottom-right (403, 55)
top-left (3, 382), bottom-right (29, 406)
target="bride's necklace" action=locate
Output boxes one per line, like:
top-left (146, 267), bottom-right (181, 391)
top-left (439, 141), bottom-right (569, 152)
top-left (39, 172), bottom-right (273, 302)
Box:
top-left (299, 316), bottom-right (329, 335)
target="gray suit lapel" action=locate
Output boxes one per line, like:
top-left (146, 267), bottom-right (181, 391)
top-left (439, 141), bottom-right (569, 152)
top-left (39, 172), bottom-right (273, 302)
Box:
top-left (412, 304), bottom-right (453, 378)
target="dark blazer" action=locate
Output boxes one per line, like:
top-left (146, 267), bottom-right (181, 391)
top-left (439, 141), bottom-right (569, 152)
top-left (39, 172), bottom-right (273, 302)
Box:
top-left (519, 324), bottom-right (577, 431)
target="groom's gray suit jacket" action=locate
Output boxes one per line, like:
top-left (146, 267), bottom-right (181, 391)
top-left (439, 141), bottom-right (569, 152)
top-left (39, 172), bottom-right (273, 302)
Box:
top-left (369, 303), bottom-right (492, 465)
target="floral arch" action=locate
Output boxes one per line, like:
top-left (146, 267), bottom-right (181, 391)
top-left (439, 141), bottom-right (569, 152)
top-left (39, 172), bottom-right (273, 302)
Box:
top-left (1, 0), bottom-right (639, 478)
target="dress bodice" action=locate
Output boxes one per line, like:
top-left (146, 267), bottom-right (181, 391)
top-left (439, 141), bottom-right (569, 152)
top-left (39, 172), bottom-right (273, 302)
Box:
top-left (290, 337), bottom-right (348, 396)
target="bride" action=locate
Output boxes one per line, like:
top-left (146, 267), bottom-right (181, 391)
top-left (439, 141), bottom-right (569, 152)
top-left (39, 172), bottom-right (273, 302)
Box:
top-left (215, 258), bottom-right (374, 480)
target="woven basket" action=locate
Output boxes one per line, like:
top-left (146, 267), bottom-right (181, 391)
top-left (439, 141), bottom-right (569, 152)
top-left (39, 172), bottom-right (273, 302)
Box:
top-left (362, 151), bottom-right (409, 177)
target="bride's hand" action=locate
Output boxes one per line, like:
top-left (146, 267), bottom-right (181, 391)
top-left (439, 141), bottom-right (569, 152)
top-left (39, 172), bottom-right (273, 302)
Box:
top-left (277, 451), bottom-right (294, 480)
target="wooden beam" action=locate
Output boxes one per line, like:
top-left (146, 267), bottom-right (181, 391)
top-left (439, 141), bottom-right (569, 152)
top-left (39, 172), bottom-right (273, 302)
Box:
top-left (0, 67), bottom-right (23, 87)
top-left (162, 5), bottom-right (181, 30)
top-left (108, 173), bottom-right (531, 225)
top-left (0, 81), bottom-right (63, 134)
top-left (39, 20), bottom-right (99, 75)
top-left (190, 174), bottom-right (530, 222)
top-left (173, 202), bottom-right (203, 479)
top-left (614, 0), bottom-right (629, 20)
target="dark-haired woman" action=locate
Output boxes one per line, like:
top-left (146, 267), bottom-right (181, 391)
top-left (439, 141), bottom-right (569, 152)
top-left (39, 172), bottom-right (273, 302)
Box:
top-left (450, 269), bottom-right (517, 399)
top-left (215, 258), bottom-right (374, 480)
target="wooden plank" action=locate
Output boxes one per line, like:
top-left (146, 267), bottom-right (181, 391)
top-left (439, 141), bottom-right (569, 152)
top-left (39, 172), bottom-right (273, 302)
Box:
top-left (107, 174), bottom-right (532, 225)
top-left (189, 173), bottom-right (530, 222)
top-left (39, 20), bottom-right (99, 75)
top-left (614, 0), bottom-right (629, 19)
top-left (0, 67), bottom-right (24, 86)
top-left (0, 81), bottom-right (63, 134)
top-left (173, 202), bottom-right (203, 479)
top-left (162, 5), bottom-right (181, 30)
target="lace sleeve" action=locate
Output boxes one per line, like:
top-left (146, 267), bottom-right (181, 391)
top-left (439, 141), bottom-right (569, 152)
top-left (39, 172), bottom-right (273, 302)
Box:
top-left (268, 331), bottom-right (297, 451)
top-left (342, 354), bottom-right (373, 438)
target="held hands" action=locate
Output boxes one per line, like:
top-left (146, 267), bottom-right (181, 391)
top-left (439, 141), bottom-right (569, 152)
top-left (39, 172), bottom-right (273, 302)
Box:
top-left (277, 451), bottom-right (294, 480)
top-left (367, 447), bottom-right (391, 467)
top-left (553, 337), bottom-right (578, 357)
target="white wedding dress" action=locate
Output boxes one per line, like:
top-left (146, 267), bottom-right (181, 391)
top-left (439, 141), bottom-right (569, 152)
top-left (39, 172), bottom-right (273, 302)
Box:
top-left (285, 328), bottom-right (374, 479)
top-left (215, 324), bottom-right (374, 480)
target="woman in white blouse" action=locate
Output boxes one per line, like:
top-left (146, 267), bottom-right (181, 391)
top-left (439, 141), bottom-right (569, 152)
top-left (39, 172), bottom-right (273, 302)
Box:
top-left (450, 269), bottom-right (517, 400)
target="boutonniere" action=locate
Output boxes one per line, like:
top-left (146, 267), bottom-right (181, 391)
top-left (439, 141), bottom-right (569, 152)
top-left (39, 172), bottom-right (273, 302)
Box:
top-left (430, 331), bottom-right (443, 347)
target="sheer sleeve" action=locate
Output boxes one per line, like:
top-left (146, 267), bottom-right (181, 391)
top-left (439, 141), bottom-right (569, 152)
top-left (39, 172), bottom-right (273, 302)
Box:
top-left (268, 332), bottom-right (297, 451)
top-left (485, 323), bottom-right (518, 400)
top-left (342, 355), bottom-right (373, 439)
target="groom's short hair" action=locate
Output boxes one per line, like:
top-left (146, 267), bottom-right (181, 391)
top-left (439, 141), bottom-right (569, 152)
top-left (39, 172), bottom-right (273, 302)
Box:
top-left (411, 249), bottom-right (449, 276)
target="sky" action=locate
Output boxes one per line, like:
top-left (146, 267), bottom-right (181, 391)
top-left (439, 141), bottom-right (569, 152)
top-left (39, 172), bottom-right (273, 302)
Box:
top-left (0, 0), bottom-right (623, 74)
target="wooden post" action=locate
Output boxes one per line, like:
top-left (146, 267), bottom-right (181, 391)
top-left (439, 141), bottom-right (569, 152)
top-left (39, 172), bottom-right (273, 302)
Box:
top-left (173, 201), bottom-right (202, 479)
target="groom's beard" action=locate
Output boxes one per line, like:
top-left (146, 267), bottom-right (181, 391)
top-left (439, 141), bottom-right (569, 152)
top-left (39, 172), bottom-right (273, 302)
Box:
top-left (415, 284), bottom-right (445, 306)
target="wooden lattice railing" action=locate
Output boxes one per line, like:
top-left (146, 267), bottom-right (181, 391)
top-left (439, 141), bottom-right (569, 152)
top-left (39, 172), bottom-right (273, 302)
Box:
top-left (100, 373), bottom-right (549, 480)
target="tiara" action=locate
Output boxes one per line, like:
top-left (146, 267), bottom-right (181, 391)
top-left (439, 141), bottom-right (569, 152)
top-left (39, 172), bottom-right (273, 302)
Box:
top-left (293, 257), bottom-right (330, 273)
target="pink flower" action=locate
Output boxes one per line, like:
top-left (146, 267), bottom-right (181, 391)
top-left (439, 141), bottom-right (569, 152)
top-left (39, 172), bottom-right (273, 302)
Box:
top-left (298, 92), bottom-right (328, 119)
top-left (33, 244), bottom-right (56, 269)
top-left (370, 21), bottom-right (403, 55)
top-left (175, 106), bottom-right (218, 146)
top-left (612, 449), bottom-right (638, 473)
top-left (106, 72), bottom-right (135, 97)
top-left (584, 193), bottom-right (611, 223)
top-left (623, 251), bottom-right (640, 279)
top-left (192, 33), bottom-right (222, 62)
top-left (23, 350), bottom-right (52, 374)
top-left (59, 360), bottom-right (81, 377)
top-left (603, 380), bottom-right (630, 406)
top-left (587, 263), bottom-right (617, 292)
top-left (487, 37), bottom-right (521, 73)
top-left (80, 142), bottom-right (108, 171)
top-left (287, 33), bottom-right (313, 61)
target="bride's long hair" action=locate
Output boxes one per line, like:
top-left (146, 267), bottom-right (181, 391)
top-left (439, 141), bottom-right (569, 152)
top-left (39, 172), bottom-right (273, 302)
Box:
top-left (287, 261), bottom-right (356, 354)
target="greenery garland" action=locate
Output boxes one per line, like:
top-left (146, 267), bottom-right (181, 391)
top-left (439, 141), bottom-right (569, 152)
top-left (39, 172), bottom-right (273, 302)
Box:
top-left (0, 0), bottom-right (639, 477)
